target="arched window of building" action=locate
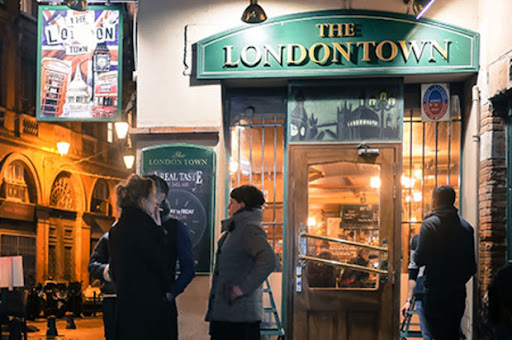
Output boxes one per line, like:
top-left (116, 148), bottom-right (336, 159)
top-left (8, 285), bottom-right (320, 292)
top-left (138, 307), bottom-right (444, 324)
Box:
top-left (2, 160), bottom-right (37, 203)
top-left (91, 180), bottom-right (111, 215)
top-left (50, 173), bottom-right (75, 210)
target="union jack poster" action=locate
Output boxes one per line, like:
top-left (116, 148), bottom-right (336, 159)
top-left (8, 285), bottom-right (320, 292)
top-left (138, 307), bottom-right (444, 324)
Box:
top-left (37, 6), bottom-right (123, 121)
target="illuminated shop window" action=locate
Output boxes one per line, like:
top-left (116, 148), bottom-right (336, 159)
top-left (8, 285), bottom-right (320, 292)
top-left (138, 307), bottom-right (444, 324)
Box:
top-left (401, 84), bottom-right (462, 272)
top-left (228, 90), bottom-right (286, 270)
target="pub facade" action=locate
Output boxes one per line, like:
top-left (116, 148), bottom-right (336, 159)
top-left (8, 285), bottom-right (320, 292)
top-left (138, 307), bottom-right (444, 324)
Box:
top-left (133, 0), bottom-right (512, 338)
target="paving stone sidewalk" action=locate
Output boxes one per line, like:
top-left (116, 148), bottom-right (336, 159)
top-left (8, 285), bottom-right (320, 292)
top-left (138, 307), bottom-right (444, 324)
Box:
top-left (1, 316), bottom-right (105, 340)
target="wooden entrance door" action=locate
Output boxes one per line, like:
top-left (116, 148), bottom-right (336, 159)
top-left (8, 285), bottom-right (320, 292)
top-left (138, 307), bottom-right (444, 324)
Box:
top-left (287, 144), bottom-right (400, 340)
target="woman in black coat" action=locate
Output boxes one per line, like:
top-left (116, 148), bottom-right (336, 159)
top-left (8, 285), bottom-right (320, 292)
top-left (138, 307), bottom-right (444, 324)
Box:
top-left (109, 174), bottom-right (172, 340)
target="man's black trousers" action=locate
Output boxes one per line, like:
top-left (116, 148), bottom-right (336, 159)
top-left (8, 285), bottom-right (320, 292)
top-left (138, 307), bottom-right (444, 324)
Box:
top-left (423, 288), bottom-right (466, 340)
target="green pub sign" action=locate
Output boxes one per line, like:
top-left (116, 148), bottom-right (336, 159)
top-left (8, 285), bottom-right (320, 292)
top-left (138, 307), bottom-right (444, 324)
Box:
top-left (197, 10), bottom-right (479, 79)
top-left (141, 144), bottom-right (216, 274)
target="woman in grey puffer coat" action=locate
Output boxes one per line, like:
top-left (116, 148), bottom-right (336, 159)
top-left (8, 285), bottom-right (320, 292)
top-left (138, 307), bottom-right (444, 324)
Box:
top-left (206, 185), bottom-right (275, 340)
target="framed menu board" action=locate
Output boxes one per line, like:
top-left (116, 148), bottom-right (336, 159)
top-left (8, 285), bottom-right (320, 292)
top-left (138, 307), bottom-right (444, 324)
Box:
top-left (141, 144), bottom-right (216, 274)
top-left (340, 204), bottom-right (379, 227)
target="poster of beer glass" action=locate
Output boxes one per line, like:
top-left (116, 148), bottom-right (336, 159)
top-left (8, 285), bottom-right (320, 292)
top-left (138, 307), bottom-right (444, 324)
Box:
top-left (37, 6), bottom-right (123, 121)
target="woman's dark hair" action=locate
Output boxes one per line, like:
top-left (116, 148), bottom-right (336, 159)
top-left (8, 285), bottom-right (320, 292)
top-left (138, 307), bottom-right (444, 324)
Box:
top-left (116, 174), bottom-right (155, 209)
top-left (230, 185), bottom-right (265, 209)
top-left (145, 174), bottom-right (169, 196)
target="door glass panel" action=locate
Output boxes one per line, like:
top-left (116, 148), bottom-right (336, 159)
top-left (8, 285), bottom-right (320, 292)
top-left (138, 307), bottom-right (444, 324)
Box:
top-left (306, 160), bottom-right (382, 290)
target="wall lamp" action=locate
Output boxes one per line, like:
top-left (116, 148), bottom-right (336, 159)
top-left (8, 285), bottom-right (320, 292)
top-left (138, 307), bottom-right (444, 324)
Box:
top-left (404, 0), bottom-right (435, 19)
top-left (241, 0), bottom-right (267, 24)
top-left (123, 155), bottom-right (135, 170)
top-left (114, 122), bottom-right (130, 140)
top-left (64, 0), bottom-right (88, 11)
top-left (57, 141), bottom-right (71, 156)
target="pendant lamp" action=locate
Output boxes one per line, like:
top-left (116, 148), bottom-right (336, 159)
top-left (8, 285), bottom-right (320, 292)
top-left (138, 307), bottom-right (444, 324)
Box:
top-left (241, 0), bottom-right (267, 24)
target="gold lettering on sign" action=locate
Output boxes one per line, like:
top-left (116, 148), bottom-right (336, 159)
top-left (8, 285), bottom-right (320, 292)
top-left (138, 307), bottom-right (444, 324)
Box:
top-left (331, 42), bottom-right (352, 63)
top-left (345, 23), bottom-right (355, 37)
top-left (317, 23), bottom-right (357, 37)
top-left (220, 24), bottom-right (452, 68)
top-left (241, 45), bottom-right (262, 67)
top-left (375, 40), bottom-right (398, 62)
top-left (223, 46), bottom-right (239, 67)
top-left (356, 41), bottom-right (376, 61)
top-left (264, 44), bottom-right (285, 66)
top-left (429, 39), bottom-right (450, 61)
top-left (309, 43), bottom-right (331, 64)
top-left (399, 40), bottom-right (428, 62)
top-left (287, 44), bottom-right (308, 65)
top-left (316, 24), bottom-right (328, 38)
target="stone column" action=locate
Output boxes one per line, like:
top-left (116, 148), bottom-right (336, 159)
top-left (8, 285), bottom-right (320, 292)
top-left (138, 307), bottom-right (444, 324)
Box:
top-left (36, 206), bottom-right (51, 283)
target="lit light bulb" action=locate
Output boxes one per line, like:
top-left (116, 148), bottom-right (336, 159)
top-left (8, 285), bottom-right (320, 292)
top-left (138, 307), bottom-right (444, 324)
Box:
top-left (413, 192), bottom-right (422, 202)
top-left (307, 217), bottom-right (316, 227)
top-left (370, 176), bottom-right (381, 189)
top-left (401, 175), bottom-right (416, 189)
top-left (57, 141), bottom-right (70, 156)
top-left (229, 158), bottom-right (239, 174)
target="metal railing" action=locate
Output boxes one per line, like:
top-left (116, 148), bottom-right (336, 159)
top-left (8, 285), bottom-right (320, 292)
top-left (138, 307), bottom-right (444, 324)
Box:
top-left (298, 232), bottom-right (388, 275)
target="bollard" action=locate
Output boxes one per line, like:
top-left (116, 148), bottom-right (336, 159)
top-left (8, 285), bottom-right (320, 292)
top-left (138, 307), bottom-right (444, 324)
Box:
top-left (46, 315), bottom-right (58, 337)
top-left (8, 317), bottom-right (23, 340)
top-left (66, 312), bottom-right (76, 329)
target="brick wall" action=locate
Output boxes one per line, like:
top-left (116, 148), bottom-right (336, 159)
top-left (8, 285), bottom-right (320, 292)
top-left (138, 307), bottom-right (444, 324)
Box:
top-left (478, 99), bottom-right (508, 293)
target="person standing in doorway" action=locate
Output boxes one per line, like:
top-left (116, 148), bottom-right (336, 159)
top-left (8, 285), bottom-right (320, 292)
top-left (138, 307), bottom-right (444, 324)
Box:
top-left (146, 174), bottom-right (196, 340)
top-left (206, 185), bottom-right (275, 340)
top-left (414, 185), bottom-right (476, 340)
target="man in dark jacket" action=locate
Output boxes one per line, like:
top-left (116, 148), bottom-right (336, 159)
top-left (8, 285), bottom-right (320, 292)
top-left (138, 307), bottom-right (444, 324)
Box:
top-left (147, 175), bottom-right (195, 340)
top-left (414, 185), bottom-right (476, 340)
top-left (88, 232), bottom-right (116, 340)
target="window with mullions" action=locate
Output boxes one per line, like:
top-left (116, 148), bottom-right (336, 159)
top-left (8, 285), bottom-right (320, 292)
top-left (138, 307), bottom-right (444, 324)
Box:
top-left (227, 89), bottom-right (286, 270)
top-left (401, 84), bottom-right (462, 272)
